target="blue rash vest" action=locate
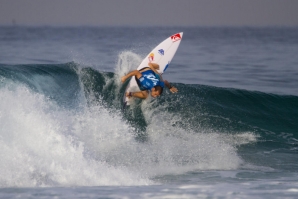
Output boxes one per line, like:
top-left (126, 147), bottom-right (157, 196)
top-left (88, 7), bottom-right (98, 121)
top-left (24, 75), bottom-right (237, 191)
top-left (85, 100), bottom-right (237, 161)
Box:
top-left (136, 69), bottom-right (165, 91)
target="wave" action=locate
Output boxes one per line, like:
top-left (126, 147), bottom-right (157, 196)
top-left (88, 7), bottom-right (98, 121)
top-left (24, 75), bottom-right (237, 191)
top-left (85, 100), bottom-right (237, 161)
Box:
top-left (0, 53), bottom-right (297, 187)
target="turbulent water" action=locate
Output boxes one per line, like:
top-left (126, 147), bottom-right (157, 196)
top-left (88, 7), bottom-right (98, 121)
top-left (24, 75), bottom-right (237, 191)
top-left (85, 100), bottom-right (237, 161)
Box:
top-left (0, 27), bottom-right (298, 198)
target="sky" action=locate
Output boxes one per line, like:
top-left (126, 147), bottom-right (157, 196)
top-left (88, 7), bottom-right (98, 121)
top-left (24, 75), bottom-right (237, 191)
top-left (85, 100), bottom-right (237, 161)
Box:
top-left (0, 0), bottom-right (298, 27)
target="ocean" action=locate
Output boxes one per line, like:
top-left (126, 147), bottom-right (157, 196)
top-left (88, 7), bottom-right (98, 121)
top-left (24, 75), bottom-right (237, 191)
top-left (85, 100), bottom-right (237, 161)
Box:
top-left (0, 26), bottom-right (297, 198)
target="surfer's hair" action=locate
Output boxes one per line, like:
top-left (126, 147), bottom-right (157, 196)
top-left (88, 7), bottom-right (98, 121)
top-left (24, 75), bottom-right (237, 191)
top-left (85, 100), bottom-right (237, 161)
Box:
top-left (154, 85), bottom-right (163, 95)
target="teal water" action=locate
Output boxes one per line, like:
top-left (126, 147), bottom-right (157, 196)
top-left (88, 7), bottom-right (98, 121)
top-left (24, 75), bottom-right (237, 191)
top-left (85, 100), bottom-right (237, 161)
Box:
top-left (0, 27), bottom-right (298, 198)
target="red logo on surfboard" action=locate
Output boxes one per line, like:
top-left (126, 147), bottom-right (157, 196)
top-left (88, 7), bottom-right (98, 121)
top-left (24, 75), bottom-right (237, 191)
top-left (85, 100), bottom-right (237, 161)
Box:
top-left (171, 33), bottom-right (181, 42)
top-left (148, 53), bottom-right (154, 62)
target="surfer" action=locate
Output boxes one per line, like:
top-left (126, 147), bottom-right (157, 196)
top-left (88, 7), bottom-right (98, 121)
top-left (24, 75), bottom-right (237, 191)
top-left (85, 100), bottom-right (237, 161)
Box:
top-left (121, 62), bottom-right (178, 99)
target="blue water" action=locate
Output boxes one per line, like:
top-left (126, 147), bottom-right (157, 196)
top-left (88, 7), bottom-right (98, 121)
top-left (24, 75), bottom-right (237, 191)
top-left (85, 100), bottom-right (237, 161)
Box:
top-left (0, 26), bottom-right (298, 198)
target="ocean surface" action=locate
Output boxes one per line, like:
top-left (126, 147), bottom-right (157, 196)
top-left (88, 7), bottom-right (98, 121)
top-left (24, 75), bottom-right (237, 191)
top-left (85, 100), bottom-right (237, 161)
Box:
top-left (0, 26), bottom-right (297, 198)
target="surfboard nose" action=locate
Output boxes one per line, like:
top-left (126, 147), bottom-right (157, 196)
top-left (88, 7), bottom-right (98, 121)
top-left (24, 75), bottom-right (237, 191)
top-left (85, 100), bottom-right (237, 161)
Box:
top-left (171, 32), bottom-right (183, 42)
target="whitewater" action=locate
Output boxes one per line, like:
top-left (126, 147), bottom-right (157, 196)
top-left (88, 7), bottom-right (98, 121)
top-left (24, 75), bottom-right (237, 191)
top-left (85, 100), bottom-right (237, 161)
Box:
top-left (0, 27), bottom-right (298, 198)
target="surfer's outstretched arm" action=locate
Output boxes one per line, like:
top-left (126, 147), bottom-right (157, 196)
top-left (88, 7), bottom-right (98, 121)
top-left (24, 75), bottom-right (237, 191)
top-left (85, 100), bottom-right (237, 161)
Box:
top-left (121, 70), bottom-right (142, 83)
top-left (163, 80), bottom-right (178, 93)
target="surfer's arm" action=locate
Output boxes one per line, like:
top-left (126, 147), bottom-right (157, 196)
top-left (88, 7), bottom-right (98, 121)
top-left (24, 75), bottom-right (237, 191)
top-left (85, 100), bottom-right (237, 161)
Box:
top-left (127, 91), bottom-right (148, 99)
top-left (163, 80), bottom-right (178, 93)
top-left (147, 65), bottom-right (177, 93)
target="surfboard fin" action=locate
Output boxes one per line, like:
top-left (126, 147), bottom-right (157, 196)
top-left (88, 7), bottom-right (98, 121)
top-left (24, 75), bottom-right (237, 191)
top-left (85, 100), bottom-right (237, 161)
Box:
top-left (122, 101), bottom-right (127, 112)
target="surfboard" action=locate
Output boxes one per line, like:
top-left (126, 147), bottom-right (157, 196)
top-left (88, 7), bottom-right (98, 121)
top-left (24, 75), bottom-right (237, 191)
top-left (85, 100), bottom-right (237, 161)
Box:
top-left (123, 32), bottom-right (183, 107)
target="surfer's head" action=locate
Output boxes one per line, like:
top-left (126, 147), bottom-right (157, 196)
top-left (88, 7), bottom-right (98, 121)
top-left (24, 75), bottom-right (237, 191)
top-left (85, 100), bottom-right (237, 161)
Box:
top-left (151, 85), bottom-right (163, 98)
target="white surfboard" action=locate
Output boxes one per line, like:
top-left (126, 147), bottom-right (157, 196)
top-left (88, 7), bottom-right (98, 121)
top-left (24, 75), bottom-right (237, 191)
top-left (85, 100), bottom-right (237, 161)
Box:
top-left (123, 32), bottom-right (183, 106)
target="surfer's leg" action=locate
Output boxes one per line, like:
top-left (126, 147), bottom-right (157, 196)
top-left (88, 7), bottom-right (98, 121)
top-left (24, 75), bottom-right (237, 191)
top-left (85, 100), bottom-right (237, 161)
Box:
top-left (148, 63), bottom-right (160, 71)
top-left (121, 70), bottom-right (142, 83)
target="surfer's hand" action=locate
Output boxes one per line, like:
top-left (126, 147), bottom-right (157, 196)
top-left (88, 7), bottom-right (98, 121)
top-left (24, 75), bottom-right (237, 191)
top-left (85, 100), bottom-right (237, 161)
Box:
top-left (169, 86), bottom-right (178, 93)
top-left (121, 76), bottom-right (126, 83)
top-left (126, 92), bottom-right (133, 98)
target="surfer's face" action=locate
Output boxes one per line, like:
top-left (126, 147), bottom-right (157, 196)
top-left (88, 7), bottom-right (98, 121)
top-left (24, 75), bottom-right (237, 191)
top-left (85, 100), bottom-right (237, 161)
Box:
top-left (151, 88), bottom-right (161, 98)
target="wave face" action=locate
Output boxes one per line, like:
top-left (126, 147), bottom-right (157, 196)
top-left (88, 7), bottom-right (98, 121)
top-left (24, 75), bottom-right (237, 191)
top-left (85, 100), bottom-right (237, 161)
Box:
top-left (0, 53), bottom-right (297, 187)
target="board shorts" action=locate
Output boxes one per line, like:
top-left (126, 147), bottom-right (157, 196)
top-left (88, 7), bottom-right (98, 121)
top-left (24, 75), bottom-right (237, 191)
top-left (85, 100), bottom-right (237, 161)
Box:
top-left (136, 70), bottom-right (165, 91)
